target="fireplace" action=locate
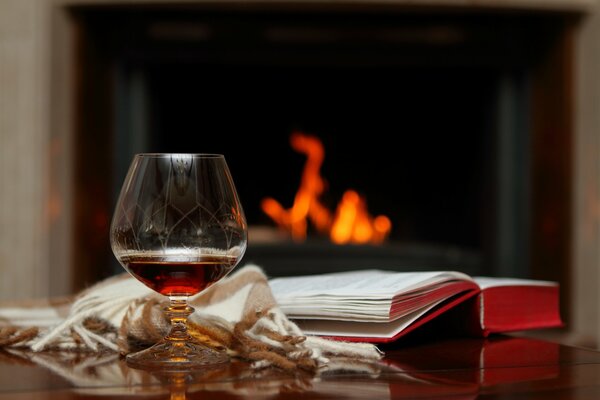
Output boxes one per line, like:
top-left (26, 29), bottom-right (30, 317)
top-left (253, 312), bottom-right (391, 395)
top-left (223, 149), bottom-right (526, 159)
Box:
top-left (69, 4), bottom-right (576, 309)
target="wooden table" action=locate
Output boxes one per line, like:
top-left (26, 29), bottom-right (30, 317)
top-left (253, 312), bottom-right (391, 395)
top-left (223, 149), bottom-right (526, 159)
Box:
top-left (1, 335), bottom-right (600, 399)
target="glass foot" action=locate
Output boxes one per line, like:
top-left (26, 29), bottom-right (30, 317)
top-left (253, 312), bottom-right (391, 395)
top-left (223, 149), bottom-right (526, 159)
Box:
top-left (126, 338), bottom-right (230, 371)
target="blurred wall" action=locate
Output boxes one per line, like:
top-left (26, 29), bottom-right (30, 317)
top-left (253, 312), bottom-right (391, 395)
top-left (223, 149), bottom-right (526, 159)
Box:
top-left (0, 0), bottom-right (52, 300)
top-left (574, 0), bottom-right (600, 348)
top-left (0, 0), bottom-right (72, 301)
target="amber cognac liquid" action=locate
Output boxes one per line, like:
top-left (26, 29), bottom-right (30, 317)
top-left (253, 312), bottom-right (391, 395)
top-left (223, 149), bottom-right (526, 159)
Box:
top-left (121, 254), bottom-right (237, 296)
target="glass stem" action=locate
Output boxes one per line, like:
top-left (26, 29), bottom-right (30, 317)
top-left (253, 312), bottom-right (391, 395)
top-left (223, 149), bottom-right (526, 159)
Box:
top-left (169, 374), bottom-right (187, 400)
top-left (165, 296), bottom-right (194, 342)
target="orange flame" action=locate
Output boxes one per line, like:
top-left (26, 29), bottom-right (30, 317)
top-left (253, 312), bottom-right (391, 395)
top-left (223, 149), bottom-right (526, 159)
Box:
top-left (261, 132), bottom-right (391, 244)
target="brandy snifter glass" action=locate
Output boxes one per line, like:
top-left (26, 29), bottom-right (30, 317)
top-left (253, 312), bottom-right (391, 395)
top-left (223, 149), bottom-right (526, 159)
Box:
top-left (110, 154), bottom-right (247, 369)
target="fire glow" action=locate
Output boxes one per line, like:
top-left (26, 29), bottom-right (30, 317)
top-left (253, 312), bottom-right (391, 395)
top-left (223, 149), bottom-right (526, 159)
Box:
top-left (261, 132), bottom-right (392, 245)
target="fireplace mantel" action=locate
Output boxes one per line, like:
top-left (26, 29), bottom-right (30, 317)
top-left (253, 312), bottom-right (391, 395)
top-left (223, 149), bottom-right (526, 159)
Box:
top-left (56, 0), bottom-right (593, 12)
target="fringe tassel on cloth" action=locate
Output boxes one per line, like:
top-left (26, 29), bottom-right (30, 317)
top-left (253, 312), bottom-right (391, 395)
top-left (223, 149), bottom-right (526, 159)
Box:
top-left (0, 265), bottom-right (382, 373)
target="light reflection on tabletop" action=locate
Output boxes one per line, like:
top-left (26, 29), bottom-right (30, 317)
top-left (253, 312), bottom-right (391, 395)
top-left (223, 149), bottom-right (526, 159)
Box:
top-left (3, 336), bottom-right (600, 399)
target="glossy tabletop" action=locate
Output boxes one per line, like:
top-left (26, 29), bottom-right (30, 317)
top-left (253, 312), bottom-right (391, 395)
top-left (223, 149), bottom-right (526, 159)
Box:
top-left (1, 335), bottom-right (600, 399)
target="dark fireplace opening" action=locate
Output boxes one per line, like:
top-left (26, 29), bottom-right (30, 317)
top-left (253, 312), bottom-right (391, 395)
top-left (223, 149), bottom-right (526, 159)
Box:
top-left (71, 5), bottom-right (575, 290)
top-left (149, 64), bottom-right (493, 247)
top-left (145, 63), bottom-right (496, 276)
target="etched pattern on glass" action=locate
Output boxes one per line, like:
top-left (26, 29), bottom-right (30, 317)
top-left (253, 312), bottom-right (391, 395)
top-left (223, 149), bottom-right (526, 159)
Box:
top-left (112, 154), bottom-right (246, 260)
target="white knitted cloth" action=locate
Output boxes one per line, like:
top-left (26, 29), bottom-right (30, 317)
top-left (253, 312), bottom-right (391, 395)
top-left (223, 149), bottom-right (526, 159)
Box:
top-left (0, 265), bottom-right (382, 372)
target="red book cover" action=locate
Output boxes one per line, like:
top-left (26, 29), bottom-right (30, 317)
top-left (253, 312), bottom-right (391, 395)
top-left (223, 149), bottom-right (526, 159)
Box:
top-left (477, 283), bottom-right (563, 335)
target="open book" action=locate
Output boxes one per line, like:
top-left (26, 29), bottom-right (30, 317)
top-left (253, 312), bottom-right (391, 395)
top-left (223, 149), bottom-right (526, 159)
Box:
top-left (269, 270), bottom-right (563, 343)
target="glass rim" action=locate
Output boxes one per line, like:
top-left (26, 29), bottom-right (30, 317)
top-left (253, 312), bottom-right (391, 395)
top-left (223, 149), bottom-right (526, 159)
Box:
top-left (134, 153), bottom-right (225, 158)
